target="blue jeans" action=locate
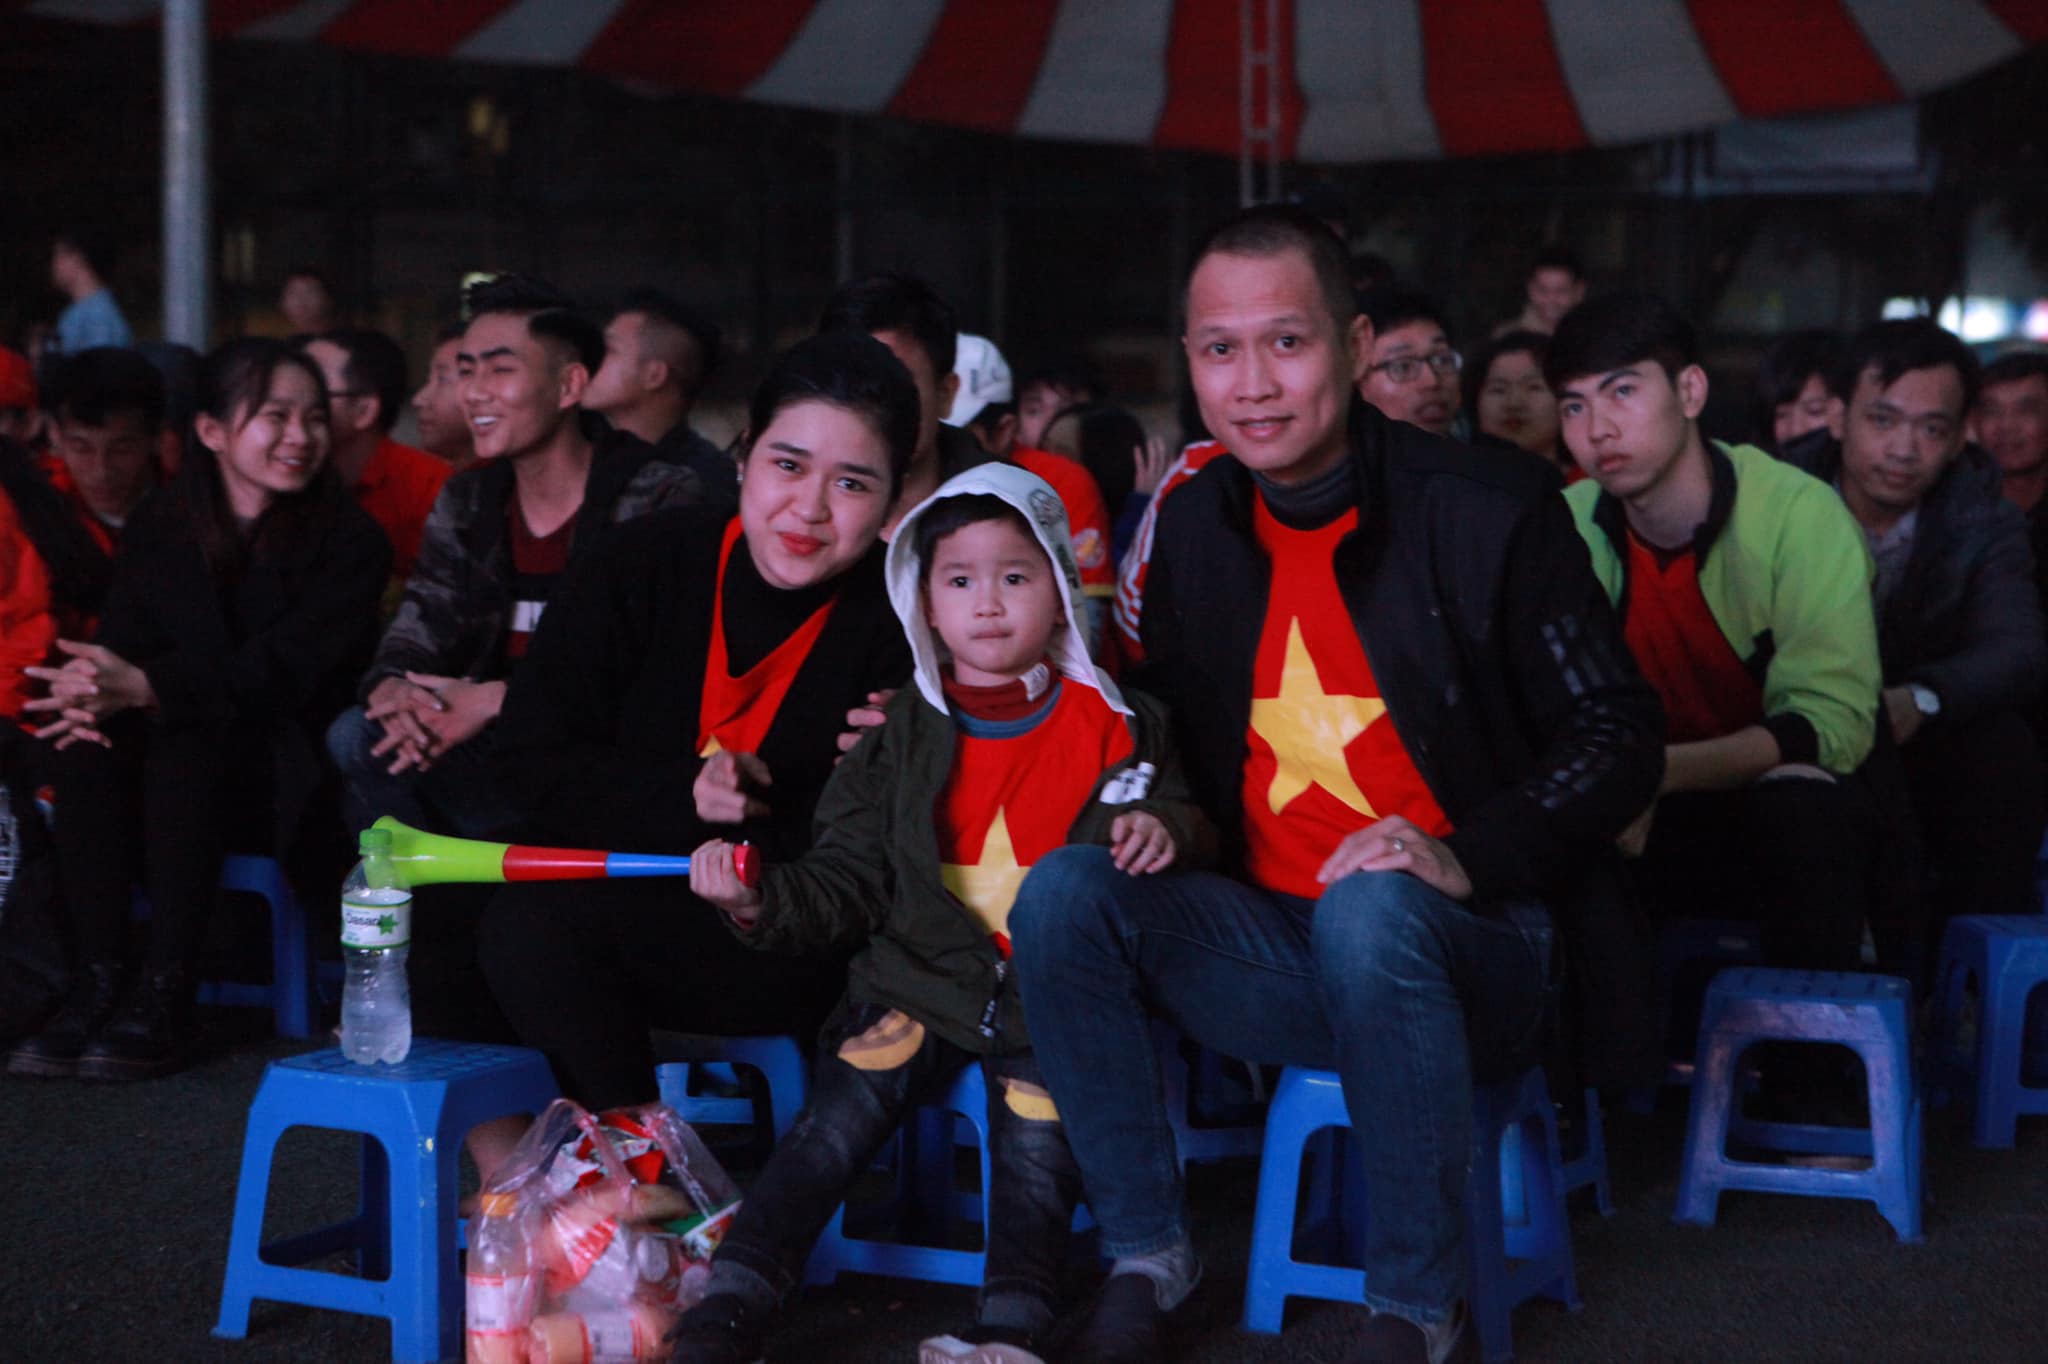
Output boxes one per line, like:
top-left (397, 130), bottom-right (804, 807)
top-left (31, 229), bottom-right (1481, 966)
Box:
top-left (1008, 847), bottom-right (1557, 1327)
top-left (325, 704), bottom-right (518, 839)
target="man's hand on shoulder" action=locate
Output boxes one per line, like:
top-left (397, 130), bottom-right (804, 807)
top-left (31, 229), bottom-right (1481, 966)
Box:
top-left (835, 689), bottom-right (898, 758)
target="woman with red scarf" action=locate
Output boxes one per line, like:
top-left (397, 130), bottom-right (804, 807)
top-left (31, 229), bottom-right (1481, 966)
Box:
top-left (479, 333), bottom-right (916, 1114)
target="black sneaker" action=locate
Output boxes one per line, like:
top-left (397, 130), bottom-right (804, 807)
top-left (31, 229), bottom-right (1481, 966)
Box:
top-left (1062, 1272), bottom-right (1175, 1364)
top-left (76, 968), bottom-right (195, 1081)
top-left (7, 960), bottom-right (122, 1078)
top-left (919, 1322), bottom-right (1046, 1363)
top-left (1343, 1303), bottom-right (1475, 1364)
top-left (666, 1292), bottom-right (767, 1364)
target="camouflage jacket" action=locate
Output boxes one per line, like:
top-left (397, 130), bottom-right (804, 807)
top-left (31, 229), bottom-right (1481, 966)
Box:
top-left (358, 431), bottom-right (702, 697)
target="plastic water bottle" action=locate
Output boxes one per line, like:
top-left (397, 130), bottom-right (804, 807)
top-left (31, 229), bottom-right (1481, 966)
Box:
top-left (340, 826), bottom-right (412, 1064)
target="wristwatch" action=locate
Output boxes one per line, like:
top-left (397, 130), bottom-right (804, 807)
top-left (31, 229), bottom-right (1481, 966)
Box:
top-left (1908, 683), bottom-right (1941, 720)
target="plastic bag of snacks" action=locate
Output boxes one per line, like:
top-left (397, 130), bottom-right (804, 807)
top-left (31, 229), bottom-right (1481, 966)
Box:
top-left (466, 1099), bottom-right (742, 1364)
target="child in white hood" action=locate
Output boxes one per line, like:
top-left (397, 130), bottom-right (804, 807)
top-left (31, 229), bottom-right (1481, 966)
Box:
top-left (678, 465), bottom-right (1211, 1364)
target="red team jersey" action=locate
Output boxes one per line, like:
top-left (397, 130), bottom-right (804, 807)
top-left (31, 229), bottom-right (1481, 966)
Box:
top-left (937, 680), bottom-right (1135, 953)
top-left (1620, 531), bottom-right (1764, 743)
top-left (1240, 499), bottom-right (1450, 899)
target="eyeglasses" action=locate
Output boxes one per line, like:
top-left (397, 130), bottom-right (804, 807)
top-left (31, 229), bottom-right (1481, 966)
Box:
top-left (1367, 351), bottom-right (1462, 385)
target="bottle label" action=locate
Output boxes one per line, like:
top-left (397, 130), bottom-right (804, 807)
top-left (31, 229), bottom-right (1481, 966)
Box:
top-left (578, 1309), bottom-right (655, 1360)
top-left (341, 892), bottom-right (412, 949)
top-left (463, 1271), bottom-right (535, 1334)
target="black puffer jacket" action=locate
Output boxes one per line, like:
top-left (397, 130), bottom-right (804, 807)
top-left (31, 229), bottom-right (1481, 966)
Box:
top-left (1783, 435), bottom-right (2046, 726)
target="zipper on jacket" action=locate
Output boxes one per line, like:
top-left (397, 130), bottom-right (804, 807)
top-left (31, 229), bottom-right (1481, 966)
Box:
top-left (977, 957), bottom-right (1010, 1041)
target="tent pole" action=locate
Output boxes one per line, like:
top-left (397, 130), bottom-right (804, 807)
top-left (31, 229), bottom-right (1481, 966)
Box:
top-left (163, 0), bottom-right (212, 347)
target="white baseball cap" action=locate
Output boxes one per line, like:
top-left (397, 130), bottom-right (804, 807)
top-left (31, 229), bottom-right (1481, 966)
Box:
top-left (946, 332), bottom-right (1014, 427)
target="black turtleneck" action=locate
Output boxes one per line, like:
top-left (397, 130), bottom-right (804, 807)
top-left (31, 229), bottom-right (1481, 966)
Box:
top-left (1252, 454), bottom-right (1356, 530)
top-left (721, 536), bottom-right (840, 674)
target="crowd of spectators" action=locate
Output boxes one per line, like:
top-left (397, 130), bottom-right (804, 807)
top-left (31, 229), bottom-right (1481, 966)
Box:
top-left (0, 209), bottom-right (2043, 1364)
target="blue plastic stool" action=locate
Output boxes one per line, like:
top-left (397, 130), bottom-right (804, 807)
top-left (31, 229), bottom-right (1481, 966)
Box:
top-left (1559, 1088), bottom-right (1614, 1217)
top-left (213, 1041), bottom-right (559, 1362)
top-left (1242, 1066), bottom-right (1581, 1363)
top-left (806, 1062), bottom-right (995, 1288)
top-left (197, 856), bottom-right (318, 1038)
top-left (653, 1033), bottom-right (808, 1143)
top-left (1673, 968), bottom-right (1921, 1241)
top-left (1930, 915), bottom-right (2048, 1148)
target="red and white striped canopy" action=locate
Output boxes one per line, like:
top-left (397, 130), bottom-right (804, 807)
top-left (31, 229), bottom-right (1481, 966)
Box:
top-left (28, 0), bottom-right (2048, 162)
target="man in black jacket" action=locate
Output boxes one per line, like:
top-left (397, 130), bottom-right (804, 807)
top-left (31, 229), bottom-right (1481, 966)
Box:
top-left (584, 286), bottom-right (734, 506)
top-left (1785, 319), bottom-right (2046, 962)
top-left (1008, 207), bottom-right (1663, 1364)
top-left (326, 276), bottom-right (701, 840)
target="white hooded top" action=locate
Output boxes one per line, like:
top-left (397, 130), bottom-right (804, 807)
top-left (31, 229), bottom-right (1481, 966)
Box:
top-left (885, 463), bottom-right (1131, 718)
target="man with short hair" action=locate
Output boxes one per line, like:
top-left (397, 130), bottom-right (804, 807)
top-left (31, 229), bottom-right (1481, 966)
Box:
top-left (818, 272), bottom-right (996, 536)
top-left (1498, 245), bottom-right (1586, 337)
top-left (326, 276), bottom-right (702, 839)
top-left (1552, 291), bottom-right (1881, 976)
top-left (412, 321), bottom-right (476, 471)
top-left (50, 234), bottom-right (133, 355)
top-left (1976, 352), bottom-right (2048, 517)
top-left (1357, 286), bottom-right (1462, 437)
top-left (40, 347), bottom-right (162, 549)
top-left (301, 329), bottom-right (451, 584)
top-left (279, 268), bottom-right (337, 336)
top-left (1010, 206), bottom-right (1663, 1364)
top-left (1783, 320), bottom-right (2047, 952)
top-left (584, 287), bottom-right (733, 505)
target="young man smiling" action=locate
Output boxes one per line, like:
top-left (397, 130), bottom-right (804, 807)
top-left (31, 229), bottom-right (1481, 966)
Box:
top-left (326, 276), bottom-right (701, 841)
top-left (1782, 320), bottom-right (2046, 964)
top-left (1007, 207), bottom-right (1662, 1364)
top-left (1553, 292), bottom-right (1881, 977)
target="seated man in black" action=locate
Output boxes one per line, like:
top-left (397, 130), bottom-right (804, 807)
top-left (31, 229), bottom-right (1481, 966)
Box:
top-left (1786, 319), bottom-right (2047, 966)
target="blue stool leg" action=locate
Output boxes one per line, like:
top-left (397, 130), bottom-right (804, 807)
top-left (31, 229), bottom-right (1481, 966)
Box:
top-left (382, 1107), bottom-right (462, 1363)
top-left (1242, 1100), bottom-right (1315, 1333)
top-left (1674, 1032), bottom-right (1742, 1227)
top-left (213, 1104), bottom-right (290, 1339)
top-left (357, 1135), bottom-right (391, 1281)
top-left (1978, 959), bottom-right (2029, 1149)
top-left (1855, 1033), bottom-right (1923, 1241)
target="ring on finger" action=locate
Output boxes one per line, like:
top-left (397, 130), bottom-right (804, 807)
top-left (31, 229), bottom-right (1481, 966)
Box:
top-left (1391, 837), bottom-right (1406, 852)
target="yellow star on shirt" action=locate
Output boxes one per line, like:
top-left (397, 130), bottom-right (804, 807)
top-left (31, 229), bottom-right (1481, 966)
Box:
top-left (1249, 617), bottom-right (1387, 816)
top-left (941, 806), bottom-right (1030, 940)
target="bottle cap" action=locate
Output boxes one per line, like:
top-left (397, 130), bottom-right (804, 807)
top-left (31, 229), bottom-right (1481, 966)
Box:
top-left (358, 827), bottom-right (392, 853)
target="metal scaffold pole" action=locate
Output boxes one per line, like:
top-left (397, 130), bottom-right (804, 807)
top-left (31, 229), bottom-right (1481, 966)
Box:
top-left (163, 0), bottom-right (212, 348)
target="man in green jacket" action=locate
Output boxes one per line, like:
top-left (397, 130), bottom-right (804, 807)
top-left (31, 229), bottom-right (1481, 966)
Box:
top-left (1551, 291), bottom-right (1882, 976)
top-left (672, 464), bottom-right (1211, 1364)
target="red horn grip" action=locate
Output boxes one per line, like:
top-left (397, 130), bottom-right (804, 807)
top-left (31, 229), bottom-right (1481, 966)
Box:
top-left (733, 842), bottom-right (762, 888)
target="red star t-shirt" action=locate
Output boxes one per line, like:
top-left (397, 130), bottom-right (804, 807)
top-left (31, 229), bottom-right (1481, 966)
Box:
top-left (937, 679), bottom-right (1134, 953)
top-left (1240, 498), bottom-right (1450, 899)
